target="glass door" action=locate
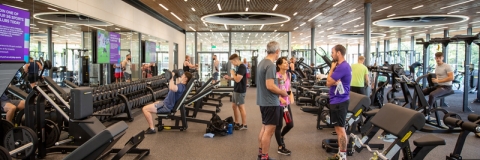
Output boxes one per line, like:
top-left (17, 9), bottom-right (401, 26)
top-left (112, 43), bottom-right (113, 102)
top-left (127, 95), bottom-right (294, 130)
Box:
top-left (198, 53), bottom-right (212, 82)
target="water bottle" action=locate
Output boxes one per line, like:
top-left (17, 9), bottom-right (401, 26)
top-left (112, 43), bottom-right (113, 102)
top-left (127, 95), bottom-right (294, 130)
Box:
top-left (283, 107), bottom-right (291, 124)
top-left (227, 123), bottom-right (233, 134)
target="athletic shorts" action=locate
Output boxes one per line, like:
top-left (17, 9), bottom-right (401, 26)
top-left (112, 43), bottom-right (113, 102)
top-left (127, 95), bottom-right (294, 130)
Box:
top-left (260, 106), bottom-right (281, 125)
top-left (124, 72), bottom-right (132, 81)
top-left (232, 92), bottom-right (245, 105)
top-left (213, 72), bottom-right (219, 80)
top-left (27, 73), bottom-right (39, 83)
top-left (154, 101), bottom-right (171, 113)
top-left (329, 100), bottom-right (349, 127)
top-left (114, 72), bottom-right (124, 78)
top-left (1, 100), bottom-right (21, 112)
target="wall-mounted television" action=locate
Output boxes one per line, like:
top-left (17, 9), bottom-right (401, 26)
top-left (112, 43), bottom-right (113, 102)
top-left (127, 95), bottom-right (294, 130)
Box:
top-left (96, 30), bottom-right (110, 63)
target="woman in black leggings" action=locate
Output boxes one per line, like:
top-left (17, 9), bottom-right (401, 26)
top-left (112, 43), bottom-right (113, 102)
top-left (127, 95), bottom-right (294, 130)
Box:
top-left (274, 57), bottom-right (294, 155)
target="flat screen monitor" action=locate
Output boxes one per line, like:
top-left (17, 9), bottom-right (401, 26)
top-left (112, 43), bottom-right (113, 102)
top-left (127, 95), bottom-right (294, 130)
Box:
top-left (96, 30), bottom-right (110, 63)
top-left (109, 32), bottom-right (120, 64)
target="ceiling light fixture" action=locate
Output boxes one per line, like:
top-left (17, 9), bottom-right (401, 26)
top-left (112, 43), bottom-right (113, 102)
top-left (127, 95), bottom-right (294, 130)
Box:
top-left (191, 8), bottom-right (196, 11)
top-left (203, 22), bottom-right (208, 26)
top-left (333, 0), bottom-right (345, 7)
top-left (38, 21), bottom-right (53, 25)
top-left (447, 11), bottom-right (460, 14)
top-left (189, 26), bottom-right (196, 31)
top-left (469, 21), bottom-right (480, 24)
top-left (217, 4), bottom-right (222, 11)
top-left (47, 7), bottom-right (58, 11)
top-left (170, 12), bottom-right (182, 21)
top-left (354, 29), bottom-right (364, 32)
top-left (272, 4), bottom-right (278, 11)
top-left (319, 31), bottom-right (324, 33)
top-left (294, 27), bottom-right (299, 30)
top-left (246, 7), bottom-right (249, 11)
top-left (2, 4), bottom-right (27, 11)
top-left (354, 25), bottom-right (359, 27)
top-left (30, 27), bottom-right (39, 30)
top-left (159, 4), bottom-right (169, 11)
top-left (293, 12), bottom-right (298, 16)
top-left (115, 28), bottom-right (120, 30)
top-left (243, 28), bottom-right (245, 30)
top-left (412, 5), bottom-right (423, 9)
top-left (328, 19), bottom-right (333, 22)
top-left (300, 22), bottom-right (306, 26)
top-left (342, 29), bottom-right (346, 31)
top-left (387, 14), bottom-right (396, 17)
top-left (349, 9), bottom-right (356, 13)
top-left (327, 27), bottom-right (334, 30)
top-left (309, 0), bottom-right (314, 2)
top-left (224, 24), bottom-right (228, 30)
top-left (260, 24), bottom-right (264, 30)
top-left (30, 24), bottom-right (36, 26)
top-left (342, 17), bottom-right (361, 25)
top-left (376, 6), bottom-right (392, 12)
top-left (308, 12), bottom-right (323, 21)
top-left (440, 0), bottom-right (474, 10)
top-left (281, 24), bottom-right (284, 27)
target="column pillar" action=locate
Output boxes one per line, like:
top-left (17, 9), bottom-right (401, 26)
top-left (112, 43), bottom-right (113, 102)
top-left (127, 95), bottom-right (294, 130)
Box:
top-left (47, 27), bottom-right (53, 77)
top-left (410, 36), bottom-right (415, 63)
top-left (443, 29), bottom-right (449, 63)
top-left (364, 1), bottom-right (372, 66)
top-left (311, 28), bottom-right (315, 65)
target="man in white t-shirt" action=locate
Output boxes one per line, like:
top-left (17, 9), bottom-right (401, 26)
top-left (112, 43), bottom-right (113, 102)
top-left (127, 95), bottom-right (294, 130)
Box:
top-left (422, 52), bottom-right (454, 107)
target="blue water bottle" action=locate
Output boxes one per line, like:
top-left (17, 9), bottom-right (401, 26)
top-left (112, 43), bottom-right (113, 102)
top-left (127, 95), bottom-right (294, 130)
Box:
top-left (227, 123), bottom-right (233, 134)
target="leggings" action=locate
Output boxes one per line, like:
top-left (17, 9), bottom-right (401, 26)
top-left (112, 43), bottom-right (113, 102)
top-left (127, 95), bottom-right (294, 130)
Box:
top-left (275, 105), bottom-right (294, 147)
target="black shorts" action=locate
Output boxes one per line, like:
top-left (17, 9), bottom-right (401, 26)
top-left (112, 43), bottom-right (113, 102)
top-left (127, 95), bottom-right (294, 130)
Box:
top-left (28, 73), bottom-right (39, 83)
top-left (329, 100), bottom-right (349, 127)
top-left (260, 106), bottom-right (281, 125)
top-left (350, 86), bottom-right (365, 95)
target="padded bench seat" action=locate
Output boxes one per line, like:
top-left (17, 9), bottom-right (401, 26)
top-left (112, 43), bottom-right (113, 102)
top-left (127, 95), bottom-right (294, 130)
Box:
top-left (363, 109), bottom-right (379, 117)
top-left (413, 135), bottom-right (446, 147)
top-left (437, 91), bottom-right (454, 99)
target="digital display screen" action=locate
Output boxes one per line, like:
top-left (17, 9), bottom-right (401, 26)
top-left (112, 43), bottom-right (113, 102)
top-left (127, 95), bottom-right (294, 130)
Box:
top-left (0, 4), bottom-right (30, 61)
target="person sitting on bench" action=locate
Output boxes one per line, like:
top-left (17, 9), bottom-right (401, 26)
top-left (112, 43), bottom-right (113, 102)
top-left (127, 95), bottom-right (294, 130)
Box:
top-left (142, 71), bottom-right (193, 134)
top-left (1, 93), bottom-right (25, 123)
top-left (423, 52), bottom-right (454, 108)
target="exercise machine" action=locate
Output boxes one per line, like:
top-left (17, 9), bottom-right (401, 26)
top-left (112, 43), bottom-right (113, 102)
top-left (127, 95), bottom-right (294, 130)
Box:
top-left (443, 114), bottom-right (480, 160)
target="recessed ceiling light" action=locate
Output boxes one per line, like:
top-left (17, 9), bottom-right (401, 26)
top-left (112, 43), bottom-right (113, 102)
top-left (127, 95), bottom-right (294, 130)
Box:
top-left (327, 27), bottom-right (334, 30)
top-left (308, 12), bottom-right (323, 22)
top-left (191, 8), bottom-right (196, 11)
top-left (30, 24), bottom-right (36, 26)
top-left (319, 31), bottom-right (324, 33)
top-left (210, 30), bottom-right (212, 31)
top-left (412, 5), bottom-right (423, 9)
top-left (170, 12), bottom-right (182, 21)
top-left (309, 0), bottom-right (313, 2)
top-left (293, 12), bottom-right (298, 16)
top-left (376, 6), bottom-right (392, 12)
top-left (260, 24), bottom-right (264, 30)
top-left (47, 7), bottom-right (58, 11)
top-left (217, 4), bottom-right (222, 11)
top-left (272, 4), bottom-right (278, 11)
top-left (2, 4), bottom-right (28, 10)
top-left (300, 22), bottom-right (306, 26)
top-left (38, 21), bottom-right (53, 25)
top-left (333, 0), bottom-right (345, 7)
top-left (294, 27), bottom-right (298, 30)
top-left (354, 25), bottom-right (359, 27)
top-left (280, 24), bottom-right (284, 27)
top-left (387, 14), bottom-right (396, 17)
top-left (30, 27), bottom-right (39, 29)
top-left (342, 17), bottom-right (361, 25)
top-left (115, 28), bottom-right (121, 30)
top-left (440, 0), bottom-right (474, 10)
top-left (203, 22), bottom-right (208, 26)
top-left (342, 29), bottom-right (346, 31)
top-left (348, 9), bottom-right (356, 13)
top-left (159, 4), bottom-right (169, 11)
top-left (246, 7), bottom-right (249, 11)
top-left (447, 11), bottom-right (460, 14)
top-left (224, 24), bottom-right (228, 30)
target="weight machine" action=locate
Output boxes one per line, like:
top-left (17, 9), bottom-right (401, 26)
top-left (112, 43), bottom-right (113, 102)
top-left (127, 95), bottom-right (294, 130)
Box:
top-left (70, 49), bottom-right (90, 86)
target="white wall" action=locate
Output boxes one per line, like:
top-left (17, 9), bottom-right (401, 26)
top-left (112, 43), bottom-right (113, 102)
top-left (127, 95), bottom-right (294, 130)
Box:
top-left (40, 0), bottom-right (185, 69)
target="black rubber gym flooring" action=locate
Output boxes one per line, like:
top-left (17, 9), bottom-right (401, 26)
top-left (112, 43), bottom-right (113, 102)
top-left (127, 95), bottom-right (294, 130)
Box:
top-left (45, 87), bottom-right (480, 159)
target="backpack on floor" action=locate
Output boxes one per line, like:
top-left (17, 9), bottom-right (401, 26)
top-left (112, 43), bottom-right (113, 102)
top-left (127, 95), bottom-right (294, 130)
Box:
top-left (206, 115), bottom-right (233, 136)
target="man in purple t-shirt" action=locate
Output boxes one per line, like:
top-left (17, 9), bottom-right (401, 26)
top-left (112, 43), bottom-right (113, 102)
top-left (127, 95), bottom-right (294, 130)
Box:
top-left (326, 44), bottom-right (351, 160)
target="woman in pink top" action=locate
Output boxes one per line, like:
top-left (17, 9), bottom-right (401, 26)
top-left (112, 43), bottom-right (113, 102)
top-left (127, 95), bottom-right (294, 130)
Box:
top-left (274, 57), bottom-right (295, 155)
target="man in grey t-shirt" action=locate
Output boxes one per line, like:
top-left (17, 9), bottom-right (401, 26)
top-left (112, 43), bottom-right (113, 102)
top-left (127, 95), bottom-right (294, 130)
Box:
top-left (423, 52), bottom-right (454, 107)
top-left (256, 41), bottom-right (288, 160)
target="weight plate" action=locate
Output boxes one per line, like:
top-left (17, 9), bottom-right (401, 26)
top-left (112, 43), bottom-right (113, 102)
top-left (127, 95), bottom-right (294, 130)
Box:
top-left (44, 119), bottom-right (60, 148)
top-left (320, 110), bottom-right (330, 124)
top-left (3, 126), bottom-right (37, 159)
top-left (0, 120), bottom-right (14, 146)
top-left (0, 146), bottom-right (12, 160)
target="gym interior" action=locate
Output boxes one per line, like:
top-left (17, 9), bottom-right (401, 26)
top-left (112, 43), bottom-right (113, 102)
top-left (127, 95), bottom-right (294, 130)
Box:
top-left (0, 0), bottom-right (480, 159)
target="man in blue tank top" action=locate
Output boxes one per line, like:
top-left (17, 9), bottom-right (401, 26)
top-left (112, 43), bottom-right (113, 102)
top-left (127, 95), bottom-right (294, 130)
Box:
top-left (24, 57), bottom-right (43, 88)
top-left (141, 72), bottom-right (193, 134)
top-left (326, 44), bottom-right (351, 160)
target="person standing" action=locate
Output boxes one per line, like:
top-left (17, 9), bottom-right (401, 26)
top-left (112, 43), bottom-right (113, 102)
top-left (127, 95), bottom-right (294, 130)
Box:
top-left (121, 54), bottom-right (132, 82)
top-left (212, 55), bottom-right (220, 85)
top-left (274, 57), bottom-right (295, 156)
top-left (113, 61), bottom-right (123, 83)
top-left (24, 57), bottom-right (43, 88)
top-left (243, 58), bottom-right (251, 87)
top-left (423, 52), bottom-right (454, 108)
top-left (256, 41), bottom-right (289, 160)
top-left (289, 57), bottom-right (296, 81)
top-left (326, 44), bottom-right (352, 160)
top-left (183, 55), bottom-right (198, 73)
top-left (350, 56), bottom-right (369, 95)
top-left (223, 54), bottom-right (248, 130)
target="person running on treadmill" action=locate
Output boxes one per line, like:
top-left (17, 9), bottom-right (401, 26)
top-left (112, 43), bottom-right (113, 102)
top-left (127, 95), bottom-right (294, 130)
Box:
top-left (1, 93), bottom-right (25, 123)
top-left (350, 56), bottom-right (369, 95)
top-left (326, 44), bottom-right (352, 160)
top-left (24, 57), bottom-right (43, 88)
top-left (422, 52), bottom-right (454, 108)
top-left (223, 54), bottom-right (248, 130)
top-left (256, 41), bottom-right (288, 160)
top-left (183, 55), bottom-right (198, 73)
top-left (142, 72), bottom-right (193, 134)
top-left (212, 55), bottom-right (220, 85)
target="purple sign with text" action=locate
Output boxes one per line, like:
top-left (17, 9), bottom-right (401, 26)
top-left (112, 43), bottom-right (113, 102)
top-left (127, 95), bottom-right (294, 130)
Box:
top-left (0, 5), bottom-right (30, 61)
top-left (109, 32), bottom-right (120, 64)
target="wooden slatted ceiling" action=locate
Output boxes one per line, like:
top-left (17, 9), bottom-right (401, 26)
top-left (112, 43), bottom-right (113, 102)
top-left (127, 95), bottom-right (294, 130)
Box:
top-left (142, 0), bottom-right (480, 42)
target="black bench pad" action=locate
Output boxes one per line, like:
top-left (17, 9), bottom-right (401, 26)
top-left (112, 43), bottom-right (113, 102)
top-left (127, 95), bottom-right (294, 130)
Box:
top-left (413, 135), bottom-right (445, 147)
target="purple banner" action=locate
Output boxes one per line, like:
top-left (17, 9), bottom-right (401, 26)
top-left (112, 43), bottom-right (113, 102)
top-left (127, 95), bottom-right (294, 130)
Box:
top-left (0, 5), bottom-right (30, 61)
top-left (109, 32), bottom-right (120, 64)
